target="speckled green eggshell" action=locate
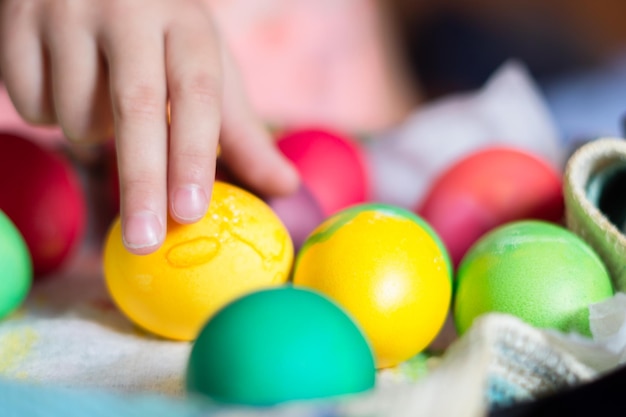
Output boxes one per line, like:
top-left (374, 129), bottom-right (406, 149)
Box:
top-left (0, 210), bottom-right (32, 319)
top-left (186, 286), bottom-right (375, 406)
top-left (454, 220), bottom-right (613, 336)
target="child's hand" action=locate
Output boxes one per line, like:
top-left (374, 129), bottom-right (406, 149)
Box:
top-left (0, 0), bottom-right (299, 255)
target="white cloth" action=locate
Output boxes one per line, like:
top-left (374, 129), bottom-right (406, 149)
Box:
top-left (0, 249), bottom-right (190, 396)
top-left (2, 244), bottom-right (625, 416)
top-left (365, 60), bottom-right (565, 210)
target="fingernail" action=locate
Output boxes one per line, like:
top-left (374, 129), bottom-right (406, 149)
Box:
top-left (123, 211), bottom-right (162, 249)
top-left (172, 185), bottom-right (208, 221)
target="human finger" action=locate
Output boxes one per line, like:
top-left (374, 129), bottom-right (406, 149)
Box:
top-left (45, 13), bottom-right (113, 143)
top-left (102, 15), bottom-right (168, 254)
top-left (165, 12), bottom-right (221, 224)
top-left (0, 0), bottom-right (56, 124)
top-left (217, 47), bottom-right (299, 197)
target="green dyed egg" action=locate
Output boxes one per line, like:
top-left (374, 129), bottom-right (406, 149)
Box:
top-left (186, 286), bottom-right (375, 406)
top-left (454, 220), bottom-right (614, 336)
top-left (0, 210), bottom-right (32, 319)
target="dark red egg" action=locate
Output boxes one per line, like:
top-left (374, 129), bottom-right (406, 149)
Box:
top-left (0, 133), bottom-right (86, 277)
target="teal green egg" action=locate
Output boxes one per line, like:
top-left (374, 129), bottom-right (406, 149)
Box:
top-left (186, 286), bottom-right (376, 406)
top-left (0, 210), bottom-right (32, 319)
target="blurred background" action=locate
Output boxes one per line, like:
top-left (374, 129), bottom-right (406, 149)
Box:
top-left (392, 0), bottom-right (626, 92)
top-left (207, 0), bottom-right (626, 145)
top-left (389, 0), bottom-right (626, 140)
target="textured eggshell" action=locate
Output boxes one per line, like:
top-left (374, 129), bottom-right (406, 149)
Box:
top-left (454, 220), bottom-right (613, 336)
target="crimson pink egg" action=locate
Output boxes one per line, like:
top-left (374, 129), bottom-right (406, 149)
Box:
top-left (276, 128), bottom-right (369, 216)
top-left (416, 147), bottom-right (564, 267)
top-left (0, 133), bottom-right (86, 277)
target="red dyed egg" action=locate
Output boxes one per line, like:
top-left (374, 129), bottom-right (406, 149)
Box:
top-left (416, 147), bottom-right (564, 267)
top-left (0, 133), bottom-right (86, 277)
top-left (276, 128), bottom-right (369, 216)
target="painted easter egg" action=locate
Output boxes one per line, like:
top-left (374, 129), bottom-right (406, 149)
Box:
top-left (0, 133), bottom-right (86, 277)
top-left (277, 128), bottom-right (369, 216)
top-left (187, 286), bottom-right (375, 406)
top-left (293, 203), bottom-right (452, 368)
top-left (417, 147), bottom-right (564, 267)
top-left (454, 220), bottom-right (613, 336)
top-left (0, 210), bottom-right (32, 319)
top-left (103, 181), bottom-right (293, 341)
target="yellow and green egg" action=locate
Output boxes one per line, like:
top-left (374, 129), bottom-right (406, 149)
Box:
top-left (293, 203), bottom-right (453, 369)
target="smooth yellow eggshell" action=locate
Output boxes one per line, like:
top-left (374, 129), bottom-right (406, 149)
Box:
top-left (293, 204), bottom-right (452, 368)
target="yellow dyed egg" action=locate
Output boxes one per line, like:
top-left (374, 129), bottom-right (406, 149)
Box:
top-left (293, 203), bottom-right (452, 368)
top-left (103, 181), bottom-right (293, 341)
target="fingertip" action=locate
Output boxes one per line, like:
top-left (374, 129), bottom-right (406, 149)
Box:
top-left (122, 210), bottom-right (165, 255)
top-left (170, 184), bottom-right (210, 224)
